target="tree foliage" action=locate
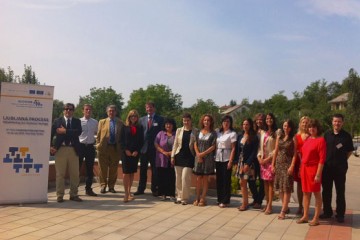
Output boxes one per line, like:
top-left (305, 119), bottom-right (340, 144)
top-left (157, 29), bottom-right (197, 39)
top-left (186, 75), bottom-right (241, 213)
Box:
top-left (76, 87), bottom-right (124, 120)
top-left (123, 84), bottom-right (183, 119)
top-left (184, 99), bottom-right (221, 129)
top-left (343, 68), bottom-right (360, 135)
top-left (52, 99), bottom-right (65, 121)
top-left (20, 65), bottom-right (39, 84)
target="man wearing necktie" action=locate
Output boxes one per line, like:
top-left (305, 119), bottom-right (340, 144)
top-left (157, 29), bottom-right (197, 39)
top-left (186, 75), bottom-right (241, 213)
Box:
top-left (50, 103), bottom-right (82, 203)
top-left (134, 101), bottom-right (164, 196)
top-left (96, 105), bottom-right (124, 194)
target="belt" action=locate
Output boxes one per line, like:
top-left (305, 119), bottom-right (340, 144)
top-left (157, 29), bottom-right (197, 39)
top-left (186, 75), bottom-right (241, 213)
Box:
top-left (81, 143), bottom-right (95, 147)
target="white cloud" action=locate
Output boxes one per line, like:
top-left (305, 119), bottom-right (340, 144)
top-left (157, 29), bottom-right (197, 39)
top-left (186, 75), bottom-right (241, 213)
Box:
top-left (305, 0), bottom-right (360, 20)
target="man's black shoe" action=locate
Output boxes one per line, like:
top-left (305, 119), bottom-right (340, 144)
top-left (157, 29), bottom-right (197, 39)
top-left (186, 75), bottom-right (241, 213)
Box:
top-left (319, 213), bottom-right (332, 219)
top-left (134, 191), bottom-right (144, 195)
top-left (109, 188), bottom-right (117, 193)
top-left (152, 191), bottom-right (159, 197)
top-left (69, 196), bottom-right (83, 202)
top-left (86, 189), bottom-right (98, 196)
top-left (57, 197), bottom-right (64, 203)
top-left (336, 215), bottom-right (345, 223)
top-left (100, 187), bottom-right (106, 194)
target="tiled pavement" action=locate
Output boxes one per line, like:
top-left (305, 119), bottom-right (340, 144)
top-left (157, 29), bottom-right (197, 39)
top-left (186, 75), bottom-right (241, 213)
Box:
top-left (0, 185), bottom-right (358, 240)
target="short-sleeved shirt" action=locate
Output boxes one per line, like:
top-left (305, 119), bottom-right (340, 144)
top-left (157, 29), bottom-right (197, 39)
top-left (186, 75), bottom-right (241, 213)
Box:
top-left (324, 129), bottom-right (354, 169)
top-left (215, 130), bottom-right (237, 162)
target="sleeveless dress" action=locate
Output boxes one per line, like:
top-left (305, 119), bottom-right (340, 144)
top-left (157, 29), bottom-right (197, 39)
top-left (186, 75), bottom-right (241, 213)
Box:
top-left (274, 137), bottom-right (295, 193)
top-left (193, 131), bottom-right (217, 175)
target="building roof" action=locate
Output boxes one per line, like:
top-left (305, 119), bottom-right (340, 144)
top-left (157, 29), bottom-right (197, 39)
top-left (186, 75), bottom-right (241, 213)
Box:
top-left (328, 92), bottom-right (349, 103)
top-left (221, 104), bottom-right (247, 115)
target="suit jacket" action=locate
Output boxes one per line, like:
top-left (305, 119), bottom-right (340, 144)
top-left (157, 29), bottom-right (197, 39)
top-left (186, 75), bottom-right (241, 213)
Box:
top-left (51, 116), bottom-right (82, 155)
top-left (120, 124), bottom-right (144, 153)
top-left (139, 114), bottom-right (164, 153)
top-left (96, 117), bottom-right (123, 155)
top-left (171, 127), bottom-right (198, 158)
top-left (257, 129), bottom-right (276, 160)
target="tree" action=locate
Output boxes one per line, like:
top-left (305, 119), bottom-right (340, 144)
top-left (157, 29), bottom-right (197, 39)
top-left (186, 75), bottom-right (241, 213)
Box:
top-left (76, 87), bottom-right (124, 120)
top-left (52, 99), bottom-right (65, 122)
top-left (0, 66), bottom-right (17, 83)
top-left (185, 99), bottom-right (221, 128)
top-left (21, 65), bottom-right (39, 84)
top-left (229, 99), bottom-right (237, 106)
top-left (343, 68), bottom-right (360, 135)
top-left (123, 84), bottom-right (182, 119)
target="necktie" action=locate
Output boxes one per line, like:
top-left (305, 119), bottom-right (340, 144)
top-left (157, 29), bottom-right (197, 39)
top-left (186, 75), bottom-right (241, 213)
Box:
top-left (110, 119), bottom-right (115, 144)
top-left (148, 115), bottom-right (152, 129)
top-left (65, 118), bottom-right (71, 146)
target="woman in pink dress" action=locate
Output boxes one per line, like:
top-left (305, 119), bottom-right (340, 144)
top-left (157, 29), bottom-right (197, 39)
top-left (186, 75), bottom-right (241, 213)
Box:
top-left (257, 113), bottom-right (277, 214)
top-left (297, 119), bottom-right (326, 226)
top-left (293, 116), bottom-right (310, 215)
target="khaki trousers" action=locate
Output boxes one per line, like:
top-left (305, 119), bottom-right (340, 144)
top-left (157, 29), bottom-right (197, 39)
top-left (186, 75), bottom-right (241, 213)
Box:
top-left (55, 147), bottom-right (79, 198)
top-left (97, 145), bottom-right (119, 189)
top-left (175, 166), bottom-right (192, 202)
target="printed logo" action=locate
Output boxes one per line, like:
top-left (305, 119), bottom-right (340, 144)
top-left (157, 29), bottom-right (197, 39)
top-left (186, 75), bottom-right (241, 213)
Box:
top-left (2, 147), bottom-right (43, 174)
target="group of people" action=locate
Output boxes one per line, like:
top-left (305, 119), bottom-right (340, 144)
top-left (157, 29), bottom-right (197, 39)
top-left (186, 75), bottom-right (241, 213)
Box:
top-left (50, 102), bottom-right (354, 226)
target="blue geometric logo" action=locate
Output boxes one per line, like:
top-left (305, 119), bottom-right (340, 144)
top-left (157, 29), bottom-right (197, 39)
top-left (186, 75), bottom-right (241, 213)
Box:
top-left (2, 147), bottom-right (43, 173)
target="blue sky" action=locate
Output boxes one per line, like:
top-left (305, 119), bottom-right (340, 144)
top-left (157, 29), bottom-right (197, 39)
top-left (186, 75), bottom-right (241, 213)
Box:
top-left (1, 0), bottom-right (360, 107)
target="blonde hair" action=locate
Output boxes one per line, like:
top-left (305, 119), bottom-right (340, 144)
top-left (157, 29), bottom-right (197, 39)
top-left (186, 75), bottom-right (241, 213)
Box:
top-left (298, 116), bottom-right (310, 134)
top-left (125, 109), bottom-right (139, 126)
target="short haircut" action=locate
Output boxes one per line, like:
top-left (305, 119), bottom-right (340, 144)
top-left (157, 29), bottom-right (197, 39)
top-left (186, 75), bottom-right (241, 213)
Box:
top-left (308, 119), bottom-right (323, 135)
top-left (64, 103), bottom-right (75, 110)
top-left (182, 112), bottom-right (192, 119)
top-left (163, 118), bottom-right (177, 131)
top-left (83, 104), bottom-right (92, 110)
top-left (106, 104), bottom-right (116, 111)
top-left (333, 113), bottom-right (344, 121)
top-left (145, 101), bottom-right (155, 107)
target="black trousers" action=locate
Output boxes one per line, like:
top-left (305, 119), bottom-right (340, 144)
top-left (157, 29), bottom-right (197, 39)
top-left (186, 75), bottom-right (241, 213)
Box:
top-left (138, 149), bottom-right (158, 193)
top-left (78, 143), bottom-right (96, 190)
top-left (322, 166), bottom-right (347, 217)
top-left (157, 167), bottom-right (175, 197)
top-left (248, 161), bottom-right (264, 205)
top-left (216, 161), bottom-right (232, 204)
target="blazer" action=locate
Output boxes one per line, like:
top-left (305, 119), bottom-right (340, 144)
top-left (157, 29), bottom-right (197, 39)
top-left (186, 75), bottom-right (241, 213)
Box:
top-left (171, 127), bottom-right (198, 158)
top-left (120, 124), bottom-right (144, 153)
top-left (237, 133), bottom-right (259, 165)
top-left (51, 116), bottom-right (82, 155)
top-left (139, 114), bottom-right (164, 153)
top-left (257, 129), bottom-right (276, 160)
top-left (96, 117), bottom-right (123, 155)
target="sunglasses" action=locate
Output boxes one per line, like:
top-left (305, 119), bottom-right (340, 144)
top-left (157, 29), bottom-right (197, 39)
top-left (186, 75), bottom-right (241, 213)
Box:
top-left (64, 108), bottom-right (74, 111)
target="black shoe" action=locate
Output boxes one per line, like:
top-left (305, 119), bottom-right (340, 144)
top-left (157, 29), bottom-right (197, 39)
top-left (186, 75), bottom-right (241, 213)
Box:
top-left (152, 191), bottom-right (159, 197)
top-left (249, 201), bottom-right (256, 207)
top-left (319, 213), bottom-right (332, 219)
top-left (336, 215), bottom-right (345, 223)
top-left (174, 200), bottom-right (182, 204)
top-left (57, 197), bottom-right (64, 203)
top-left (69, 196), bottom-right (83, 202)
top-left (86, 189), bottom-right (98, 196)
top-left (100, 187), bottom-right (106, 194)
top-left (108, 188), bottom-right (116, 193)
top-left (134, 191), bottom-right (144, 195)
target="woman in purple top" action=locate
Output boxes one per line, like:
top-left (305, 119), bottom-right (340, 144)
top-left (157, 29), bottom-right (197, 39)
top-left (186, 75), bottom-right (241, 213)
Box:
top-left (154, 118), bottom-right (177, 200)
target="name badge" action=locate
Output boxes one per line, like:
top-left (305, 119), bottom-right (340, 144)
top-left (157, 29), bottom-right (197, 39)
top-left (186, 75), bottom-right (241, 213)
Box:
top-left (153, 123), bottom-right (158, 126)
top-left (336, 143), bottom-right (343, 149)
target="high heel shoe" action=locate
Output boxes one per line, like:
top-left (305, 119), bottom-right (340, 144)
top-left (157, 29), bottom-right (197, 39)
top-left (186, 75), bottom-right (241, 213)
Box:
top-left (278, 211), bottom-right (286, 220)
top-left (198, 198), bottom-right (207, 207)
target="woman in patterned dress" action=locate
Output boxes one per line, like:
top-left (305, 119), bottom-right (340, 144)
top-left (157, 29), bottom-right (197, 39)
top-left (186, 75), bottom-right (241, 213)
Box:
top-left (193, 114), bottom-right (217, 206)
top-left (257, 113), bottom-right (277, 214)
top-left (272, 119), bottom-right (297, 219)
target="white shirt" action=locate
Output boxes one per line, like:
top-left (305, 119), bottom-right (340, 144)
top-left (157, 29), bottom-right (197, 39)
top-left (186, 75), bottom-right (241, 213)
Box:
top-left (215, 130), bottom-right (237, 162)
top-left (79, 117), bottom-right (98, 144)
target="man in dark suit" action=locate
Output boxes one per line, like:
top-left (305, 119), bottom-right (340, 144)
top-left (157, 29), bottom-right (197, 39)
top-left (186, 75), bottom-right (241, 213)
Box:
top-left (50, 103), bottom-right (82, 203)
top-left (134, 101), bottom-right (164, 196)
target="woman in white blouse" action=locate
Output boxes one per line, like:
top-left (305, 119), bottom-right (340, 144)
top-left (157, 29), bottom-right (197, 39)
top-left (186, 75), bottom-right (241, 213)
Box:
top-left (215, 115), bottom-right (237, 208)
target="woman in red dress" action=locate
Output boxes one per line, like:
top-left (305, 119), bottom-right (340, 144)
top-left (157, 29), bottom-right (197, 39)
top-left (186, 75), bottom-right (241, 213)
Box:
top-left (297, 119), bottom-right (326, 226)
top-left (293, 116), bottom-right (310, 215)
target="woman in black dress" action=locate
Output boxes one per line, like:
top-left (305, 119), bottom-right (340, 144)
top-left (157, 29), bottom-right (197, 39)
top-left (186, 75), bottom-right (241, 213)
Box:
top-left (120, 109), bottom-right (144, 202)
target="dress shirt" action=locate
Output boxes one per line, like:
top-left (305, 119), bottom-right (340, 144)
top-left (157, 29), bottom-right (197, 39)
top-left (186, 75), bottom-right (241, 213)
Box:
top-left (79, 117), bottom-right (98, 144)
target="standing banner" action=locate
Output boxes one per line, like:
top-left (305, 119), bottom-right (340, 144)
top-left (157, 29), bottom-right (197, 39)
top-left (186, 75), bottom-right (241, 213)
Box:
top-left (0, 82), bottom-right (54, 204)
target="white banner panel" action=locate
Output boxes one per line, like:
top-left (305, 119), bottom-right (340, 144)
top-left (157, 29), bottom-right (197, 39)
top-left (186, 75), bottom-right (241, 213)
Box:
top-left (0, 82), bottom-right (54, 204)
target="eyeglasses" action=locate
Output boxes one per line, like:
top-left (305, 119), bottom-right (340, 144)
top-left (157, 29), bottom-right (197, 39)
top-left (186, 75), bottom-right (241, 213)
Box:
top-left (64, 108), bottom-right (74, 111)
